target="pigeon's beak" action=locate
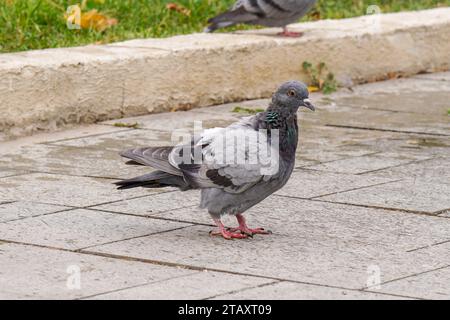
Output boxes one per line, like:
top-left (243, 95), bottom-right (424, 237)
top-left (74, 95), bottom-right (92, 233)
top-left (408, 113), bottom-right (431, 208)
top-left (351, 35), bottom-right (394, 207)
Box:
top-left (301, 98), bottom-right (315, 112)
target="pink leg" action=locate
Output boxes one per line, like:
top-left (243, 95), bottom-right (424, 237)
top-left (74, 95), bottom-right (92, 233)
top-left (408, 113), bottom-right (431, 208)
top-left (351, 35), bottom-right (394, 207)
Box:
top-left (227, 214), bottom-right (272, 237)
top-left (209, 218), bottom-right (248, 240)
top-left (278, 26), bottom-right (303, 38)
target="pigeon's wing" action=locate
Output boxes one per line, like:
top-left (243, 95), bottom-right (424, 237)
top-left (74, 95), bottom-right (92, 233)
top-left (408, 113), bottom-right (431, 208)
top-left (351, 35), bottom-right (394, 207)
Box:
top-left (168, 125), bottom-right (280, 194)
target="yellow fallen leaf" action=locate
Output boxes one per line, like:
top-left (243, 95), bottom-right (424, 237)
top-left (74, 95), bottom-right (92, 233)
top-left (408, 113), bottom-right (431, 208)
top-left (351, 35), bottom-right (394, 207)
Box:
top-left (166, 3), bottom-right (191, 16)
top-left (80, 9), bottom-right (118, 32)
top-left (308, 86), bottom-right (320, 93)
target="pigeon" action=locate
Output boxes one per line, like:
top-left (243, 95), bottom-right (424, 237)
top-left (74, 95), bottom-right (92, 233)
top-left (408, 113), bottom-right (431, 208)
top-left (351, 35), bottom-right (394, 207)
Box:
top-left (204, 0), bottom-right (317, 37)
top-left (115, 81), bottom-right (315, 239)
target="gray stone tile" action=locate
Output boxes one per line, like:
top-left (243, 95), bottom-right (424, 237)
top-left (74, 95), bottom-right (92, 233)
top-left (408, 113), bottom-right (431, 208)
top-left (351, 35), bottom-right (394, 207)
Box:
top-left (315, 106), bottom-right (450, 136)
top-left (318, 179), bottom-right (450, 214)
top-left (275, 170), bottom-right (394, 199)
top-left (0, 201), bottom-right (68, 222)
top-left (0, 173), bottom-right (153, 207)
top-left (0, 243), bottom-right (194, 299)
top-left (48, 129), bottom-right (172, 152)
top-left (370, 157), bottom-right (450, 185)
top-left (332, 91), bottom-right (449, 115)
top-left (305, 154), bottom-right (420, 175)
top-left (0, 170), bottom-right (26, 178)
top-left (195, 99), bottom-right (269, 118)
top-left (88, 197), bottom-right (450, 289)
top-left (92, 190), bottom-right (200, 217)
top-left (212, 281), bottom-right (412, 300)
top-left (89, 271), bottom-right (272, 300)
top-left (375, 256), bottom-right (450, 300)
top-left (0, 209), bottom-right (191, 250)
top-left (102, 110), bottom-right (237, 132)
top-left (0, 143), bottom-right (153, 179)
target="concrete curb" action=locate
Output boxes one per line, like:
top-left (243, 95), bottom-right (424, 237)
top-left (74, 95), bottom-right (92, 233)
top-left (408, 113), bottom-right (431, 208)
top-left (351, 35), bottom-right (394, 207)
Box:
top-left (0, 8), bottom-right (449, 139)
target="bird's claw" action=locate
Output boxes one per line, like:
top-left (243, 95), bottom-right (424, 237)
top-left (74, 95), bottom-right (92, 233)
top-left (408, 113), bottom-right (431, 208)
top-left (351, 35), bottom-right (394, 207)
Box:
top-left (209, 229), bottom-right (249, 240)
top-left (227, 226), bottom-right (272, 237)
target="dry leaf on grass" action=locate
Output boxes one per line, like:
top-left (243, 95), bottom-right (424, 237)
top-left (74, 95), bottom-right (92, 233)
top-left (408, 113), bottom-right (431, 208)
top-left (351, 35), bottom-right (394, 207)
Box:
top-left (80, 10), bottom-right (117, 31)
top-left (166, 3), bottom-right (191, 16)
top-left (65, 7), bottom-right (117, 32)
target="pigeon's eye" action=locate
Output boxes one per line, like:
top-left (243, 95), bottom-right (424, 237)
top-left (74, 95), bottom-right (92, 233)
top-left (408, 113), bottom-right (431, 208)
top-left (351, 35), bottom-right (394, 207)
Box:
top-left (287, 90), bottom-right (296, 97)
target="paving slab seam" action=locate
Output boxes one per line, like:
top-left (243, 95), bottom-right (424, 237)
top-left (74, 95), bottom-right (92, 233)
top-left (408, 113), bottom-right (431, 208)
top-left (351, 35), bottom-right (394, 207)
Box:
top-left (363, 265), bottom-right (450, 291)
top-left (295, 152), bottom-right (382, 170)
top-left (310, 198), bottom-right (441, 217)
top-left (434, 208), bottom-right (450, 216)
top-left (36, 128), bottom-right (135, 146)
top-left (0, 206), bottom-right (76, 224)
top-left (357, 157), bottom-right (437, 176)
top-left (0, 238), bottom-right (437, 299)
top-left (26, 170), bottom-right (127, 181)
top-left (0, 171), bottom-right (34, 180)
top-left (277, 191), bottom-right (449, 217)
top-left (77, 271), bottom-right (201, 300)
top-left (76, 224), bottom-right (195, 251)
top-left (406, 239), bottom-right (450, 253)
top-left (75, 250), bottom-right (388, 292)
top-left (308, 179), bottom-right (403, 199)
top-left (87, 206), bottom-right (214, 227)
top-left (324, 124), bottom-right (450, 137)
top-left (203, 280), bottom-right (282, 300)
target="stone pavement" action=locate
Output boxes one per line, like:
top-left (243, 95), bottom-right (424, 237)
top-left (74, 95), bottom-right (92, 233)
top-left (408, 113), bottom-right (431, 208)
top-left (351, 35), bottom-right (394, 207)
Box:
top-left (0, 72), bottom-right (449, 300)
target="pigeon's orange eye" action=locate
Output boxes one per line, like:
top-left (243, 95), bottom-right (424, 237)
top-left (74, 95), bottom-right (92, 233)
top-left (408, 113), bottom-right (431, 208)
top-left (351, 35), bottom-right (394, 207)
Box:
top-left (287, 90), bottom-right (296, 97)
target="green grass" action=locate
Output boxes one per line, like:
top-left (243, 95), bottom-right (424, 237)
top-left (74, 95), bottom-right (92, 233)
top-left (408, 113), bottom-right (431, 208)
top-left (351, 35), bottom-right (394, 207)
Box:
top-left (0, 0), bottom-right (448, 53)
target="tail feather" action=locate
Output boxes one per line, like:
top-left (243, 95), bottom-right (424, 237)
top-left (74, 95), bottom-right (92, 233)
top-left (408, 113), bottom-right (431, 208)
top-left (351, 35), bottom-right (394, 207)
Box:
top-left (114, 171), bottom-right (190, 190)
top-left (204, 6), bottom-right (257, 33)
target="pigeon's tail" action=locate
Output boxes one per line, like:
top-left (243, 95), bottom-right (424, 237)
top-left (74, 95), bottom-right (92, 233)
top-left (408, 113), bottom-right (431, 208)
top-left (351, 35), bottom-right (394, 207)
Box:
top-left (204, 6), bottom-right (255, 33)
top-left (114, 171), bottom-right (190, 190)
top-left (203, 21), bottom-right (236, 33)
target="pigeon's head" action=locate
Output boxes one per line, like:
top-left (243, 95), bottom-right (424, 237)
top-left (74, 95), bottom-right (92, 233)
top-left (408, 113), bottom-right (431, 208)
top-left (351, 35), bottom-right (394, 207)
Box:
top-left (272, 81), bottom-right (315, 112)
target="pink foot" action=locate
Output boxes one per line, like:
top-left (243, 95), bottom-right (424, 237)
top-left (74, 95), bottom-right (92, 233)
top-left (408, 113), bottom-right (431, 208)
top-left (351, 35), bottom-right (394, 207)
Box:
top-left (228, 214), bottom-right (272, 237)
top-left (278, 27), bottom-right (303, 38)
top-left (210, 219), bottom-right (248, 240)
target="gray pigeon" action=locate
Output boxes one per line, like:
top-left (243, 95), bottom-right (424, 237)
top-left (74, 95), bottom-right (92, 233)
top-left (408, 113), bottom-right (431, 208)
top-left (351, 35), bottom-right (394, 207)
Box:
top-left (115, 81), bottom-right (315, 239)
top-left (204, 0), bottom-right (317, 36)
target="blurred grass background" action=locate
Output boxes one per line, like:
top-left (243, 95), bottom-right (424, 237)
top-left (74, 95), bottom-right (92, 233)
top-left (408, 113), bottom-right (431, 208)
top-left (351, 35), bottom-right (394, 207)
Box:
top-left (0, 0), bottom-right (448, 53)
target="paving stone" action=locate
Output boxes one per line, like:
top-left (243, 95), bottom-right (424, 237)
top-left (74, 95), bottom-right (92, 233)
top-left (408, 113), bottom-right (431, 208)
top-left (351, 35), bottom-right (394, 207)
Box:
top-left (374, 254), bottom-right (450, 300)
top-left (91, 190), bottom-right (200, 217)
top-left (48, 129), bottom-right (172, 152)
top-left (88, 197), bottom-right (450, 289)
top-left (275, 170), bottom-right (394, 199)
top-left (88, 271), bottom-right (272, 300)
top-left (318, 179), bottom-right (450, 214)
top-left (0, 125), bottom-right (129, 154)
top-left (0, 143), bottom-right (153, 179)
top-left (0, 170), bottom-right (25, 178)
top-left (195, 99), bottom-right (269, 118)
top-left (0, 173), bottom-right (153, 206)
top-left (314, 106), bottom-right (450, 136)
top-left (304, 154), bottom-right (420, 175)
top-left (102, 110), bottom-right (237, 133)
top-left (0, 201), bottom-right (68, 222)
top-left (0, 209), bottom-right (191, 250)
top-left (332, 91), bottom-right (450, 115)
top-left (0, 243), bottom-right (195, 299)
top-left (370, 157), bottom-right (450, 185)
top-left (212, 281), bottom-right (411, 300)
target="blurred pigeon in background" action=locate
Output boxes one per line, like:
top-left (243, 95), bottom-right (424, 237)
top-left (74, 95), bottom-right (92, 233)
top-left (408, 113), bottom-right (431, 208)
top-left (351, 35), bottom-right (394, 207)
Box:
top-left (204, 0), bottom-right (317, 37)
top-left (115, 81), bottom-right (315, 239)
